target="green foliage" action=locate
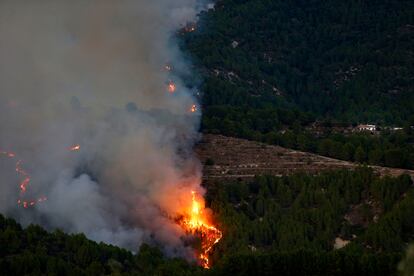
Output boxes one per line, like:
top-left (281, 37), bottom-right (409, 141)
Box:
top-left (399, 244), bottom-right (414, 276)
top-left (185, 0), bottom-right (414, 125)
top-left (205, 158), bottom-right (215, 166)
top-left (205, 168), bottom-right (414, 262)
top-left (0, 217), bottom-right (201, 275)
top-left (211, 250), bottom-right (401, 276)
top-left (354, 146), bottom-right (367, 163)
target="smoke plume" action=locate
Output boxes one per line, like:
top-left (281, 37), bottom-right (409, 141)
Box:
top-left (0, 0), bottom-right (208, 259)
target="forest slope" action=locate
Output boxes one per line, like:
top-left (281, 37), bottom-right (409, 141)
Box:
top-left (196, 134), bottom-right (414, 180)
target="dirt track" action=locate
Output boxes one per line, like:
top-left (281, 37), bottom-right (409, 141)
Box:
top-left (195, 134), bottom-right (414, 180)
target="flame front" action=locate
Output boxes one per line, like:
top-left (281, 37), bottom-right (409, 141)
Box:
top-left (179, 191), bottom-right (222, 269)
top-left (162, 64), bottom-right (218, 267)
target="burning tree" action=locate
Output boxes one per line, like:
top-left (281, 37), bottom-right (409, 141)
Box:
top-left (178, 191), bottom-right (222, 268)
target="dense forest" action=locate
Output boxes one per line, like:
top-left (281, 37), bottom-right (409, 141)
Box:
top-left (186, 0), bottom-right (414, 124)
top-left (207, 168), bottom-right (414, 256)
top-left (182, 0), bottom-right (414, 168)
top-left (0, 215), bottom-right (199, 275)
top-left (1, 168), bottom-right (414, 275)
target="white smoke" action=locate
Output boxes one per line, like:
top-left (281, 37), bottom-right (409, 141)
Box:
top-left (0, 0), bottom-right (209, 259)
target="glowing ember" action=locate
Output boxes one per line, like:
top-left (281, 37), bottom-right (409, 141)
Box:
top-left (179, 191), bottom-right (222, 268)
top-left (184, 23), bottom-right (196, 33)
top-left (19, 177), bottom-right (30, 193)
top-left (167, 81), bottom-right (176, 94)
top-left (190, 104), bottom-right (197, 113)
top-left (1, 150), bottom-right (47, 208)
top-left (69, 144), bottom-right (81, 151)
top-left (1, 144), bottom-right (81, 208)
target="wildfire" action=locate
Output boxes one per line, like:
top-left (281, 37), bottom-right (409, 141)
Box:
top-left (1, 150), bottom-right (47, 208)
top-left (167, 81), bottom-right (176, 94)
top-left (179, 191), bottom-right (222, 269)
top-left (184, 23), bottom-right (196, 33)
top-left (190, 104), bottom-right (197, 113)
top-left (0, 143), bottom-right (81, 208)
top-left (69, 144), bottom-right (81, 151)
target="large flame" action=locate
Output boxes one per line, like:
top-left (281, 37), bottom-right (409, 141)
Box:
top-left (163, 64), bottom-right (217, 267)
top-left (179, 191), bottom-right (222, 268)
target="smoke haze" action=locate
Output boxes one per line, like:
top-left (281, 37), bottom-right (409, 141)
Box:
top-left (0, 0), bottom-right (207, 258)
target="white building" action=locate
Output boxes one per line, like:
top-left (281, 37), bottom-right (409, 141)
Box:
top-left (356, 124), bottom-right (376, 132)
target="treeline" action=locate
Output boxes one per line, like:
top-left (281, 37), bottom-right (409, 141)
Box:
top-left (210, 250), bottom-right (401, 276)
top-left (265, 127), bottom-right (414, 169)
top-left (202, 106), bottom-right (414, 168)
top-left (0, 215), bottom-right (199, 275)
top-left (205, 168), bottom-right (414, 261)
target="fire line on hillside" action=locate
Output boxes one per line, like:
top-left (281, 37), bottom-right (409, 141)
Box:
top-left (164, 64), bottom-right (221, 268)
top-left (178, 191), bottom-right (222, 268)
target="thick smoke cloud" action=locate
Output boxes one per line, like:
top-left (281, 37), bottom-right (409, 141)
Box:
top-left (0, 0), bottom-right (208, 258)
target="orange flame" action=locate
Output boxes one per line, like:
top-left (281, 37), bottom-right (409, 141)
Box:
top-left (190, 104), bottom-right (197, 113)
top-left (167, 81), bottom-right (176, 94)
top-left (69, 144), bottom-right (80, 151)
top-left (184, 24), bottom-right (196, 33)
top-left (179, 191), bottom-right (222, 268)
top-left (1, 142), bottom-right (81, 208)
top-left (1, 143), bottom-right (81, 208)
top-left (1, 150), bottom-right (47, 208)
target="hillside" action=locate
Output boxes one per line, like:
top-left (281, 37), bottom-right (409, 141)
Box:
top-left (2, 168), bottom-right (414, 275)
top-left (196, 134), bottom-right (414, 180)
top-left (182, 0), bottom-right (414, 170)
top-left (185, 0), bottom-right (414, 125)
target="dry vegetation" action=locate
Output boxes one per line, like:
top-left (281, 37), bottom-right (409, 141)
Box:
top-left (196, 134), bottom-right (414, 180)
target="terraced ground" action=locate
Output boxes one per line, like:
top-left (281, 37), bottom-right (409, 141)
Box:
top-left (196, 134), bottom-right (414, 180)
